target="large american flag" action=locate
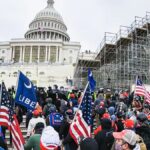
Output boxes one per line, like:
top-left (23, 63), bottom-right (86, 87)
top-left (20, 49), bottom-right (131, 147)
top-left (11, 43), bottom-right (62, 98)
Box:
top-left (0, 82), bottom-right (25, 150)
top-left (81, 85), bottom-right (92, 126)
top-left (135, 77), bottom-right (150, 104)
top-left (69, 110), bottom-right (91, 144)
top-left (69, 69), bottom-right (95, 144)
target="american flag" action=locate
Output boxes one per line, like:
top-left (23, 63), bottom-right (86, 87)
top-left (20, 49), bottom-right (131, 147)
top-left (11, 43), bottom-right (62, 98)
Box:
top-left (69, 110), bottom-right (91, 144)
top-left (0, 82), bottom-right (25, 150)
top-left (81, 85), bottom-right (92, 125)
top-left (135, 77), bottom-right (150, 104)
top-left (69, 69), bottom-right (95, 144)
top-left (135, 77), bottom-right (145, 96)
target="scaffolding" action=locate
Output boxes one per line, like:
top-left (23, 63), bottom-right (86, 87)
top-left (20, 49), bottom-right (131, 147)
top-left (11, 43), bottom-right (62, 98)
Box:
top-left (74, 12), bottom-right (150, 90)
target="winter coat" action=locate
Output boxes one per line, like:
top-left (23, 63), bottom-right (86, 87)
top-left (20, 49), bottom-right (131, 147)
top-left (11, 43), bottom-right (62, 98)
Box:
top-left (27, 117), bottom-right (46, 137)
top-left (136, 125), bottom-right (150, 150)
top-left (95, 129), bottom-right (114, 150)
top-left (24, 134), bottom-right (41, 150)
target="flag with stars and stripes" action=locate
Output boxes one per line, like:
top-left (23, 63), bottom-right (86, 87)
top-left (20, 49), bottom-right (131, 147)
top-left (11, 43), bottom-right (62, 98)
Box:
top-left (134, 77), bottom-right (150, 104)
top-left (69, 70), bottom-right (96, 144)
top-left (0, 82), bottom-right (25, 150)
top-left (135, 77), bottom-right (145, 96)
top-left (81, 85), bottom-right (92, 125)
top-left (81, 69), bottom-right (96, 125)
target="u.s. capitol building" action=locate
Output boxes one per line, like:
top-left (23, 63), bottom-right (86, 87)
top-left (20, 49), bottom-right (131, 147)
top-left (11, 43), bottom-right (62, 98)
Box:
top-left (0, 0), bottom-right (81, 88)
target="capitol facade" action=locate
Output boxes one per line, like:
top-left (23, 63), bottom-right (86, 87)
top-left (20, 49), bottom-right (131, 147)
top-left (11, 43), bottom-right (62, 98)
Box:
top-left (0, 0), bottom-right (81, 88)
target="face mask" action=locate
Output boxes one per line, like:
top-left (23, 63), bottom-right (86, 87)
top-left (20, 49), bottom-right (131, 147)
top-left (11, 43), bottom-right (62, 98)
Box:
top-left (115, 143), bottom-right (122, 150)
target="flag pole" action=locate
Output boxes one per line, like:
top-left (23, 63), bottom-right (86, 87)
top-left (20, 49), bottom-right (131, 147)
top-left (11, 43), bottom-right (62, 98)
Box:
top-left (14, 70), bottom-right (20, 109)
top-left (72, 81), bottom-right (89, 122)
top-left (0, 81), bottom-right (2, 106)
top-left (15, 70), bottom-right (21, 95)
top-left (133, 75), bottom-right (138, 98)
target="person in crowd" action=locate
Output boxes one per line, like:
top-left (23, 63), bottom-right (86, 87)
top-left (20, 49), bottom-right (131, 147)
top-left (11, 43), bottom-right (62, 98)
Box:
top-left (26, 109), bottom-right (33, 128)
top-left (43, 97), bottom-right (56, 118)
top-left (112, 129), bottom-right (137, 150)
top-left (132, 96), bottom-right (142, 112)
top-left (59, 109), bottom-right (78, 150)
top-left (40, 126), bottom-right (61, 150)
top-left (0, 126), bottom-right (7, 150)
top-left (95, 118), bottom-right (114, 150)
top-left (24, 122), bottom-right (45, 150)
top-left (46, 108), bottom-right (63, 133)
top-left (79, 137), bottom-right (98, 150)
top-left (27, 110), bottom-right (46, 137)
top-left (115, 112), bottom-right (125, 132)
top-left (124, 119), bottom-right (135, 130)
top-left (68, 93), bottom-right (78, 109)
top-left (136, 112), bottom-right (150, 149)
top-left (15, 105), bottom-right (23, 125)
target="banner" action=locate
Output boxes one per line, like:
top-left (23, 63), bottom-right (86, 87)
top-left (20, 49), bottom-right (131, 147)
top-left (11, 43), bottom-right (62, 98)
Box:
top-left (15, 71), bottom-right (37, 110)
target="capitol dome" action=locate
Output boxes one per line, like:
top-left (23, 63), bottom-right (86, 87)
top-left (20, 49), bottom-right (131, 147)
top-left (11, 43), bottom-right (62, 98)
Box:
top-left (25, 0), bottom-right (70, 41)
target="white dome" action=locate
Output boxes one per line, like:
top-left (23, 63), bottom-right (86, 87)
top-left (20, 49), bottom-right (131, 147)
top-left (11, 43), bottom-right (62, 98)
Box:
top-left (35, 7), bottom-right (64, 23)
top-left (25, 0), bottom-right (70, 41)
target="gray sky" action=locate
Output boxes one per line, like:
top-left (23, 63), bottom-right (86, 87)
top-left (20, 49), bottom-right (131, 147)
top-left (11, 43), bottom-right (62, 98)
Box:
top-left (0, 0), bottom-right (150, 51)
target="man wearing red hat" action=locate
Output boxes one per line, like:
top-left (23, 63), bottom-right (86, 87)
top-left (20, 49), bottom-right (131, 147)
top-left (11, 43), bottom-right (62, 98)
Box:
top-left (27, 110), bottom-right (46, 137)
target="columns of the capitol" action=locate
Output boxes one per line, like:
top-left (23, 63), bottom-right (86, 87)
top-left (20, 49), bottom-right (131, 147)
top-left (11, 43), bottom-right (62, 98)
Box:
top-left (30, 46), bottom-right (32, 63)
top-left (22, 46), bottom-right (25, 63)
top-left (59, 47), bottom-right (62, 63)
top-left (56, 46), bottom-right (59, 62)
top-left (41, 32), bottom-right (43, 39)
top-left (10, 47), bottom-right (13, 61)
top-left (19, 46), bottom-right (23, 63)
top-left (12, 46), bottom-right (15, 62)
top-left (38, 46), bottom-right (40, 63)
top-left (45, 46), bottom-right (48, 62)
top-left (48, 46), bottom-right (51, 62)
top-left (45, 32), bottom-right (47, 39)
top-left (49, 32), bottom-right (51, 39)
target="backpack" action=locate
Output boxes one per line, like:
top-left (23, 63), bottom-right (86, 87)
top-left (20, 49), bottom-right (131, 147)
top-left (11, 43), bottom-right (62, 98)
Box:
top-left (49, 113), bottom-right (64, 127)
top-left (136, 134), bottom-right (147, 150)
top-left (45, 104), bottom-right (56, 116)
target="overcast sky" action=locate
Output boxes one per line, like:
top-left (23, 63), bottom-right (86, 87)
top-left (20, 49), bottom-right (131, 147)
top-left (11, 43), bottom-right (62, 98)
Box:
top-left (0, 0), bottom-right (150, 51)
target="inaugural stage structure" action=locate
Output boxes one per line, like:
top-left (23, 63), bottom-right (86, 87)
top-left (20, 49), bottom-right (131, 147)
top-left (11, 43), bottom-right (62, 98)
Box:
top-left (74, 12), bottom-right (150, 90)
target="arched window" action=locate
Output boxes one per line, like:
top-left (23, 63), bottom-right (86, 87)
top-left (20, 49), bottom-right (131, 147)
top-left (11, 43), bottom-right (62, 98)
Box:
top-left (26, 71), bottom-right (31, 77)
top-left (13, 72), bottom-right (18, 77)
top-left (0, 72), bottom-right (6, 77)
top-left (39, 72), bottom-right (45, 76)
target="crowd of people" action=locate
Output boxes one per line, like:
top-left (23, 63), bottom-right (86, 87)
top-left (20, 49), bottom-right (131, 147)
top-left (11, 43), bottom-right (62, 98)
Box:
top-left (0, 85), bottom-right (150, 150)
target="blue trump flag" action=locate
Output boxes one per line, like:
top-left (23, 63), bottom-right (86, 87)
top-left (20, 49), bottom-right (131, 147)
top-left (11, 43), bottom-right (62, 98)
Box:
top-left (88, 69), bottom-right (96, 92)
top-left (15, 71), bottom-right (37, 110)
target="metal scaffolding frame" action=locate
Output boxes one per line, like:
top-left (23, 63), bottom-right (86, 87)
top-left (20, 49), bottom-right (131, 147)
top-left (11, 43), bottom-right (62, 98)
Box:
top-left (96, 12), bottom-right (150, 90)
top-left (74, 12), bottom-right (150, 90)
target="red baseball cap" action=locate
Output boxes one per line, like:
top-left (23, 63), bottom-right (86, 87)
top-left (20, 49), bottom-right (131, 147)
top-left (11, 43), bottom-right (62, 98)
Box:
top-left (32, 110), bottom-right (40, 116)
top-left (124, 119), bottom-right (134, 129)
top-left (102, 113), bottom-right (110, 119)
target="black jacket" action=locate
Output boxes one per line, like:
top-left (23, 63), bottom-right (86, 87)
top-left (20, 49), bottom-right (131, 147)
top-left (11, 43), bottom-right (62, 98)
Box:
top-left (95, 129), bottom-right (114, 150)
top-left (136, 125), bottom-right (150, 150)
top-left (59, 120), bottom-right (78, 150)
